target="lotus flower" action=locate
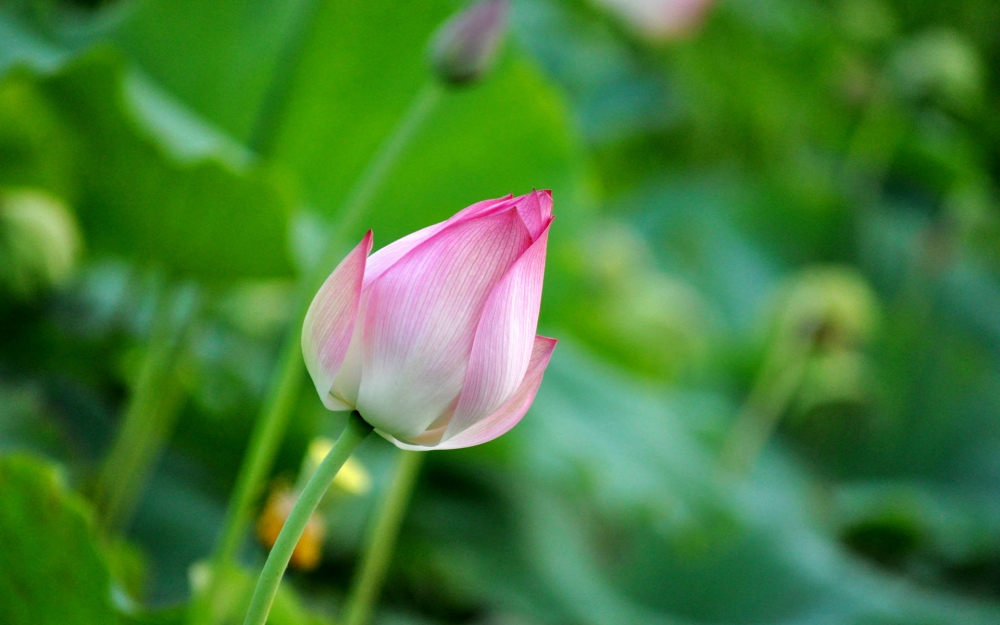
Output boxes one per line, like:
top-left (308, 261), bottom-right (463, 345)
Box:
top-left (302, 191), bottom-right (557, 450)
top-left (593, 0), bottom-right (716, 41)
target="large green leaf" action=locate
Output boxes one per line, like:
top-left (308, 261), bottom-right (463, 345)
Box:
top-left (271, 0), bottom-right (589, 245)
top-left (410, 345), bottom-right (1000, 625)
top-left (0, 454), bottom-right (117, 625)
top-left (107, 0), bottom-right (589, 244)
top-left (0, 23), bottom-right (296, 282)
top-left (112, 0), bottom-right (309, 142)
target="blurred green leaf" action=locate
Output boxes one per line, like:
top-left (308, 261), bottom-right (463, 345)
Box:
top-left (186, 562), bottom-right (332, 625)
top-left (416, 346), bottom-right (1000, 625)
top-left (0, 453), bottom-right (117, 625)
top-left (103, 0), bottom-right (591, 243)
top-left (0, 27), bottom-right (296, 282)
top-left (112, 0), bottom-right (309, 142)
top-left (268, 0), bottom-right (589, 244)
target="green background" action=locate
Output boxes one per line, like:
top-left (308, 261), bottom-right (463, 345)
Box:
top-left (1, 0), bottom-right (999, 623)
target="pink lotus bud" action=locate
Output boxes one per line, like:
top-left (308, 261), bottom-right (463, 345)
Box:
top-left (429, 0), bottom-right (510, 86)
top-left (302, 191), bottom-right (557, 450)
top-left (594, 0), bottom-right (716, 41)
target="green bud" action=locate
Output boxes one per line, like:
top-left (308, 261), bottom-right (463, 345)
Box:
top-left (0, 189), bottom-right (81, 299)
top-left (429, 0), bottom-right (509, 87)
top-left (769, 266), bottom-right (880, 352)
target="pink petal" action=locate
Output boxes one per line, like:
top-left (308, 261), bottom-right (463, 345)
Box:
top-left (355, 209), bottom-right (532, 440)
top-left (382, 336), bottom-right (557, 450)
top-left (334, 194), bottom-right (525, 411)
top-left (451, 193), bottom-right (520, 224)
top-left (330, 316), bottom-right (364, 409)
top-left (302, 231), bottom-right (372, 410)
top-left (444, 224), bottom-right (550, 440)
top-left (363, 194), bottom-right (519, 287)
top-left (514, 189), bottom-right (553, 241)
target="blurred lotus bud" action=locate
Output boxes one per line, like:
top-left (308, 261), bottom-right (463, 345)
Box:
top-left (593, 0), bottom-right (716, 42)
top-left (429, 0), bottom-right (509, 86)
top-left (891, 29), bottom-right (983, 110)
top-left (256, 485), bottom-right (326, 571)
top-left (0, 189), bottom-right (81, 299)
top-left (770, 266), bottom-right (880, 353)
top-left (564, 221), bottom-right (710, 380)
top-left (795, 349), bottom-right (872, 416)
top-left (305, 438), bottom-right (371, 495)
top-left (764, 268), bottom-right (881, 445)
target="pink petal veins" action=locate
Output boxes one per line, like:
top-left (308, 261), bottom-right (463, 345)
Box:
top-left (445, 224), bottom-right (550, 440)
top-left (383, 336), bottom-right (557, 450)
top-left (363, 194), bottom-right (519, 287)
top-left (333, 194), bottom-right (525, 410)
top-left (515, 189), bottom-right (552, 241)
top-left (355, 209), bottom-right (532, 440)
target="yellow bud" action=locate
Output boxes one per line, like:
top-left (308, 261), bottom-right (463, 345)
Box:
top-left (256, 485), bottom-right (326, 571)
top-left (307, 438), bottom-right (371, 495)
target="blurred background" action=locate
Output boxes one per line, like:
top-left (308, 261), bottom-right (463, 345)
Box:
top-left (2, 0), bottom-right (1000, 623)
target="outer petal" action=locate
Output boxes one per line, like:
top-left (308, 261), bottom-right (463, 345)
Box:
top-left (382, 336), bottom-right (557, 450)
top-left (356, 209), bottom-right (532, 440)
top-left (363, 194), bottom-right (519, 287)
top-left (302, 231), bottom-right (372, 410)
top-left (450, 193), bottom-right (520, 224)
top-left (444, 224), bottom-right (550, 440)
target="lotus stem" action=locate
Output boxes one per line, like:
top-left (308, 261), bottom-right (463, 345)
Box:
top-left (242, 412), bottom-right (373, 625)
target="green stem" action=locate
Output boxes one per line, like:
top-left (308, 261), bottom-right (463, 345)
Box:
top-left (720, 325), bottom-right (816, 475)
top-left (326, 82), bottom-right (442, 252)
top-left (186, 328), bottom-right (307, 625)
top-left (243, 413), bottom-right (373, 625)
top-left (95, 281), bottom-right (196, 533)
top-left (342, 450), bottom-right (425, 625)
top-left (190, 81), bottom-right (442, 625)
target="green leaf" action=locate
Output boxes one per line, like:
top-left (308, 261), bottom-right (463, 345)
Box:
top-left (268, 0), bottom-right (589, 243)
top-left (110, 0), bottom-right (591, 235)
top-left (0, 30), bottom-right (296, 282)
top-left (111, 0), bottom-right (309, 142)
top-left (418, 346), bottom-right (1000, 625)
top-left (0, 453), bottom-right (117, 625)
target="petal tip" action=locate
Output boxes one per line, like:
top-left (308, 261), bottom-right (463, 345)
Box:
top-left (536, 335), bottom-right (558, 348)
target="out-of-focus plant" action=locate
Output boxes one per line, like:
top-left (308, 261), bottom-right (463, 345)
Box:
top-left (3, 0), bottom-right (1000, 623)
top-left (429, 0), bottom-right (509, 85)
top-left (256, 438), bottom-right (371, 572)
top-left (556, 219), bottom-right (711, 381)
top-left (0, 188), bottom-right (80, 299)
top-left (722, 266), bottom-right (881, 473)
top-left (592, 0), bottom-right (717, 41)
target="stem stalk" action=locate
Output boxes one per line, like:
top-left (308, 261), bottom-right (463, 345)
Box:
top-left (243, 413), bottom-right (373, 625)
top-left (342, 450), bottom-right (425, 625)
